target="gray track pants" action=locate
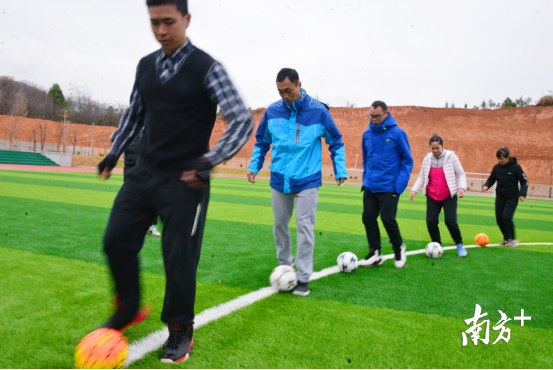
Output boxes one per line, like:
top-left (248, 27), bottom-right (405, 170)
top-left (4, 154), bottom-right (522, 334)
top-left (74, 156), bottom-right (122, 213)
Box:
top-left (271, 187), bottom-right (318, 283)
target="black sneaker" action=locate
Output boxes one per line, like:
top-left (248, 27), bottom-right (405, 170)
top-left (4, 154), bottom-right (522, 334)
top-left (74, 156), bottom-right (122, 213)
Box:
top-left (100, 296), bottom-right (151, 331)
top-left (293, 281), bottom-right (310, 296)
top-left (161, 324), bottom-right (194, 363)
top-left (499, 240), bottom-right (508, 246)
top-left (358, 250), bottom-right (383, 267)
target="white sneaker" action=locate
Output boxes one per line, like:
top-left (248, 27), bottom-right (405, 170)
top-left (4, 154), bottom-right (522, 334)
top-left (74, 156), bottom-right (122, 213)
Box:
top-left (508, 239), bottom-right (519, 248)
top-left (358, 250), bottom-right (383, 267)
top-left (394, 243), bottom-right (407, 269)
top-left (148, 225), bottom-right (161, 237)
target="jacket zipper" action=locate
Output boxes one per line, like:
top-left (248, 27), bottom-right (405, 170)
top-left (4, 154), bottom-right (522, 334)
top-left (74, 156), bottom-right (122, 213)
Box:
top-left (296, 123), bottom-right (300, 143)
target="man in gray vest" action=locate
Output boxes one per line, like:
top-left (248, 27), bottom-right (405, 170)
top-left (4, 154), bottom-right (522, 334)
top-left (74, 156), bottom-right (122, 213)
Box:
top-left (97, 0), bottom-right (252, 363)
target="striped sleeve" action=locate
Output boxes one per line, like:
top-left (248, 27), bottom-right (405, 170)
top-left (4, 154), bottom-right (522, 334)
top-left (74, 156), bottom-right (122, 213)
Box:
top-left (202, 62), bottom-right (253, 167)
top-left (108, 63), bottom-right (146, 159)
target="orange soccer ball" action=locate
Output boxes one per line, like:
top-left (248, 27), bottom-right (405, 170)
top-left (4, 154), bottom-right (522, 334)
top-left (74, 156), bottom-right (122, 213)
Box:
top-left (475, 233), bottom-right (489, 247)
top-left (74, 328), bottom-right (128, 369)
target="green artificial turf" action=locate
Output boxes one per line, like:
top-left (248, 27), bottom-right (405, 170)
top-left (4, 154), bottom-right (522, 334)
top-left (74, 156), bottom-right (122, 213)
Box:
top-left (2, 180), bottom-right (553, 246)
top-left (0, 247), bottom-right (249, 369)
top-left (130, 294), bottom-right (553, 369)
top-left (0, 171), bottom-right (552, 369)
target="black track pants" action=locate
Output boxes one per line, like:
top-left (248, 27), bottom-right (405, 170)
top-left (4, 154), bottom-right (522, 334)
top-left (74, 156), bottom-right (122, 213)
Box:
top-left (104, 167), bottom-right (209, 325)
top-left (124, 165), bottom-right (157, 226)
top-left (426, 195), bottom-right (463, 245)
top-left (362, 189), bottom-right (403, 253)
top-left (495, 196), bottom-right (518, 240)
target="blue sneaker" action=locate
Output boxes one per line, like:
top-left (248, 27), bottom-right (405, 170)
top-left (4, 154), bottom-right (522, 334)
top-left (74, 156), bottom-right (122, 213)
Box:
top-left (457, 243), bottom-right (467, 257)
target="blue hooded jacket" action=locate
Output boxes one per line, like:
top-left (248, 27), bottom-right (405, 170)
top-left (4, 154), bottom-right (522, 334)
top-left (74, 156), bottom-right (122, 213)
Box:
top-left (249, 90), bottom-right (348, 193)
top-left (362, 114), bottom-right (413, 194)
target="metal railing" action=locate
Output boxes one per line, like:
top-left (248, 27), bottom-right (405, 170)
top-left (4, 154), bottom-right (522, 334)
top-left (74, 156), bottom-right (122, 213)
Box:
top-left (345, 169), bottom-right (494, 192)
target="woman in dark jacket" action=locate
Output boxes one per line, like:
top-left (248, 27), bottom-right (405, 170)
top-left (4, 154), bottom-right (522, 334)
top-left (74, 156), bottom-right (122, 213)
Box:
top-left (482, 147), bottom-right (528, 247)
top-left (124, 129), bottom-right (161, 237)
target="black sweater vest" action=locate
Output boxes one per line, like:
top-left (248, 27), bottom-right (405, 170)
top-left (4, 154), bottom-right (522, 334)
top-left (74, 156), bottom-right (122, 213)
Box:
top-left (137, 47), bottom-right (217, 172)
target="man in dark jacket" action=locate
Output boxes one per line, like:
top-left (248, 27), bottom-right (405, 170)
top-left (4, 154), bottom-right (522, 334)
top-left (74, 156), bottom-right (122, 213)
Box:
top-left (123, 128), bottom-right (160, 236)
top-left (358, 101), bottom-right (413, 269)
top-left (482, 147), bottom-right (528, 247)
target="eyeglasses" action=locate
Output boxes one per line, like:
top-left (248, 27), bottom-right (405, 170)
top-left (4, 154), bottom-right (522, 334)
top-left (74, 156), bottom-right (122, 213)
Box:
top-left (369, 113), bottom-right (386, 119)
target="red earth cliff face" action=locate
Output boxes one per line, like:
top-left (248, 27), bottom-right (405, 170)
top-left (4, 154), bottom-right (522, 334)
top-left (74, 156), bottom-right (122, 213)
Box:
top-left (0, 115), bottom-right (117, 149)
top-left (2, 105), bottom-right (552, 186)
top-left (210, 105), bottom-right (553, 185)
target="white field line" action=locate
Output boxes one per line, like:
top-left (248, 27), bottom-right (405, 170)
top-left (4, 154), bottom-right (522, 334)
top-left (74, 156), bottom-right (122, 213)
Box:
top-left (125, 242), bottom-right (553, 366)
top-left (126, 287), bottom-right (276, 365)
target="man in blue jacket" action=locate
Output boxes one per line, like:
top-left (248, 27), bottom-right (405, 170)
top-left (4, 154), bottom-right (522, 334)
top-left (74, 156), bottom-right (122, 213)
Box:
top-left (247, 68), bottom-right (348, 296)
top-left (358, 101), bottom-right (413, 269)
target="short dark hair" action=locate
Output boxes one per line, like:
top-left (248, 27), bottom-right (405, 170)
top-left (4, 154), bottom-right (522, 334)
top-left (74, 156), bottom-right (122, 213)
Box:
top-left (497, 147), bottom-right (510, 159)
top-left (429, 134), bottom-right (444, 146)
top-left (371, 100), bottom-right (388, 112)
top-left (146, 0), bottom-right (188, 15)
top-left (276, 68), bottom-right (300, 85)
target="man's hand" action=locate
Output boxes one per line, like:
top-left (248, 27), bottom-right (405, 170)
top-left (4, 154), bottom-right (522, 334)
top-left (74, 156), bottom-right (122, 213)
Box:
top-left (336, 178), bottom-right (346, 186)
top-left (482, 186), bottom-right (489, 192)
top-left (100, 168), bottom-right (112, 180)
top-left (181, 170), bottom-right (207, 189)
top-left (98, 154), bottom-right (118, 181)
top-left (247, 171), bottom-right (257, 184)
top-left (409, 191), bottom-right (416, 201)
top-left (520, 196), bottom-right (526, 202)
top-left (459, 188), bottom-right (465, 198)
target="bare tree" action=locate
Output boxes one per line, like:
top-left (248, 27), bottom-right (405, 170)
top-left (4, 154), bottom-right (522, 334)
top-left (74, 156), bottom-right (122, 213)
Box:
top-left (53, 122), bottom-right (64, 151)
top-left (90, 122), bottom-right (95, 156)
top-left (101, 133), bottom-right (109, 155)
top-left (8, 91), bottom-right (29, 148)
top-left (0, 76), bottom-right (19, 116)
top-left (8, 117), bottom-right (17, 148)
top-left (21, 80), bottom-right (54, 120)
top-left (549, 162), bottom-right (553, 198)
top-left (32, 124), bottom-right (38, 151)
top-left (69, 130), bottom-right (78, 155)
top-left (39, 122), bottom-right (47, 151)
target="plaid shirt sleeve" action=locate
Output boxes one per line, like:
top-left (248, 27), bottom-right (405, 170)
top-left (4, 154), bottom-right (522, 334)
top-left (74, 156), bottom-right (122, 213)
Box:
top-left (108, 65), bottom-right (146, 159)
top-left (202, 62), bottom-right (253, 167)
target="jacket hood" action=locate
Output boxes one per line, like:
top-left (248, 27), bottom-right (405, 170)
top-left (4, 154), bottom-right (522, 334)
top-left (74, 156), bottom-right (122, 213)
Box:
top-left (370, 113), bottom-right (398, 132)
top-left (503, 157), bottom-right (518, 166)
top-left (285, 89), bottom-right (308, 111)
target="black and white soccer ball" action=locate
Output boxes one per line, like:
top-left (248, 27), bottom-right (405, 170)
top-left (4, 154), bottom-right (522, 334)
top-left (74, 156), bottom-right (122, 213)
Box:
top-left (425, 242), bottom-right (443, 258)
top-left (336, 252), bottom-right (358, 273)
top-left (269, 265), bottom-right (298, 292)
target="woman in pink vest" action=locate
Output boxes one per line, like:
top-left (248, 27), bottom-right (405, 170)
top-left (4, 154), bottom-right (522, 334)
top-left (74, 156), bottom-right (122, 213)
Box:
top-left (409, 134), bottom-right (468, 257)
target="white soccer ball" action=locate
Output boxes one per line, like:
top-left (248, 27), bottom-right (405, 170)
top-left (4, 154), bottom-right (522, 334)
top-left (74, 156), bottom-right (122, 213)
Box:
top-left (425, 242), bottom-right (443, 259)
top-left (269, 265), bottom-right (298, 292)
top-left (336, 252), bottom-right (358, 273)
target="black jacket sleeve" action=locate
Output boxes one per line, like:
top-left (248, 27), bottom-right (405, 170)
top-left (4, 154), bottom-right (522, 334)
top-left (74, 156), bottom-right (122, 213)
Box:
top-left (516, 165), bottom-right (529, 197)
top-left (483, 166), bottom-right (497, 189)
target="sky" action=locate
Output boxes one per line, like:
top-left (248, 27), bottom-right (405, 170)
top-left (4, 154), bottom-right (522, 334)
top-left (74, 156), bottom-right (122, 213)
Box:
top-left (1, 0), bottom-right (552, 110)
